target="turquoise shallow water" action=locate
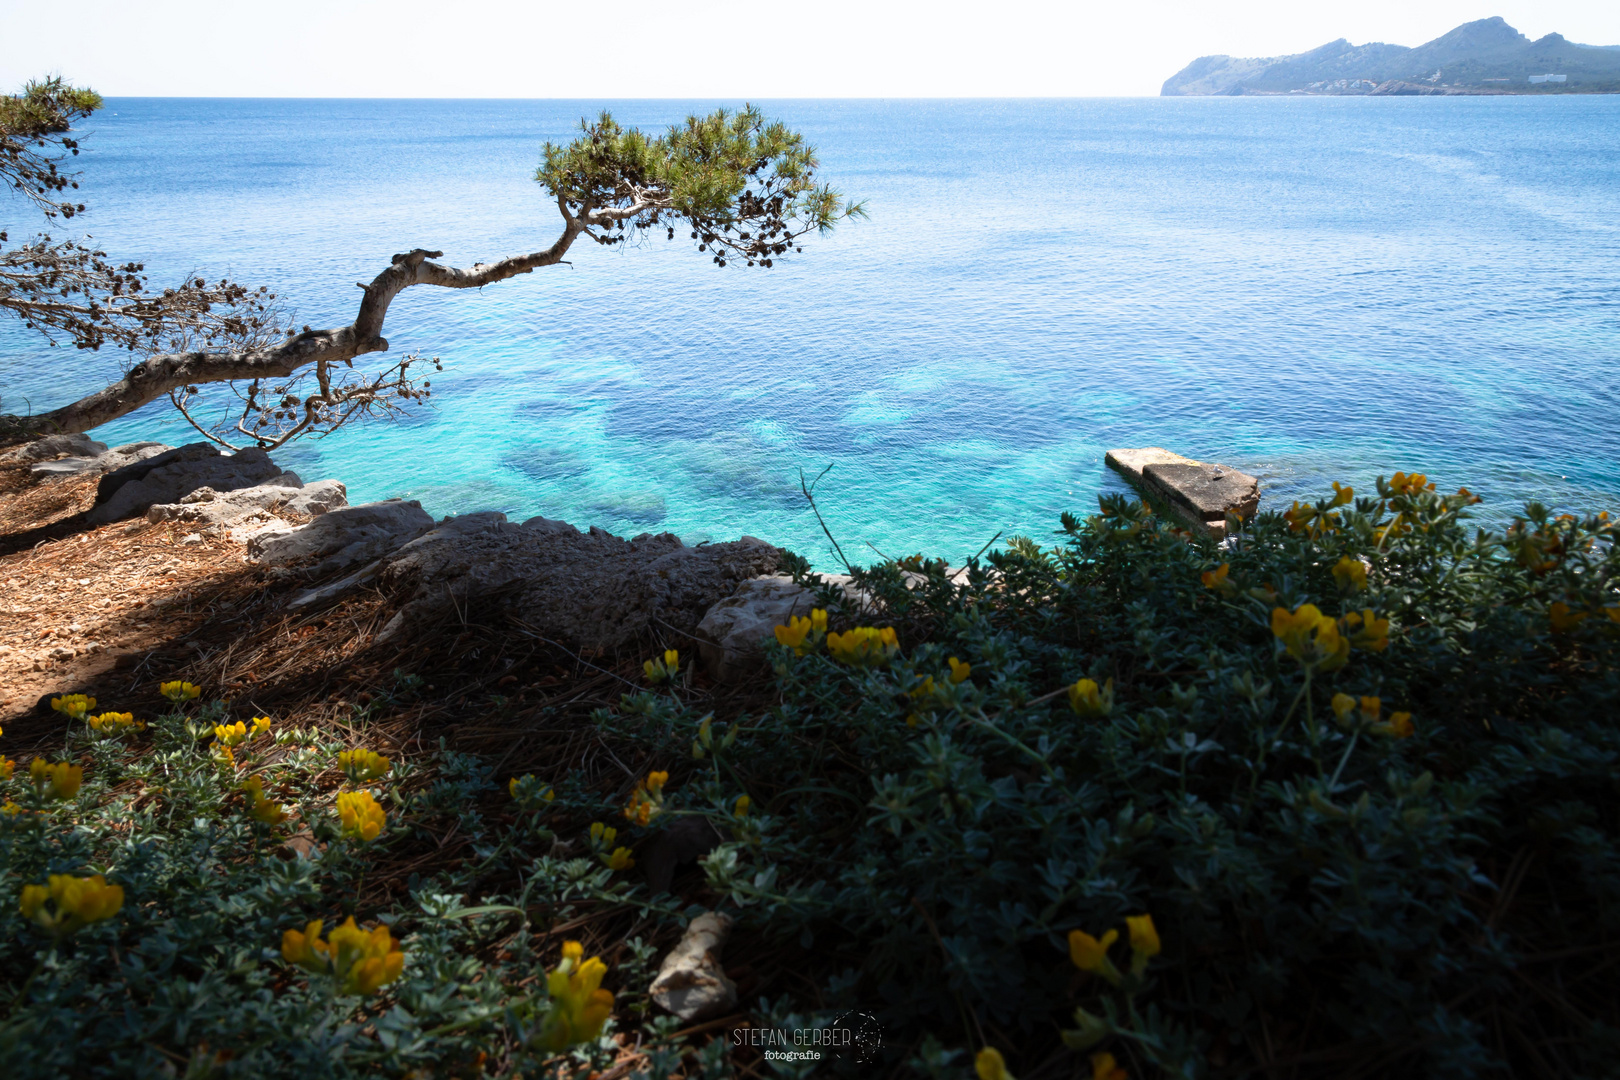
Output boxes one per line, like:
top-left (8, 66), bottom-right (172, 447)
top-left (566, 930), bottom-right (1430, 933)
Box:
top-left (2, 97), bottom-right (1617, 563)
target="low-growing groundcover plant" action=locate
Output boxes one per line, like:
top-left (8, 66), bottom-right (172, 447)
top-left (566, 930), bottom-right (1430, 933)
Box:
top-left (1, 473), bottom-right (1616, 1078)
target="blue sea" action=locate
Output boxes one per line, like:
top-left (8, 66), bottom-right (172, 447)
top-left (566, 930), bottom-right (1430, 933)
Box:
top-left (2, 98), bottom-right (1617, 563)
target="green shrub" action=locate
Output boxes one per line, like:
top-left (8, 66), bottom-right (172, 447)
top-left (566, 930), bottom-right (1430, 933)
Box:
top-left (2, 472), bottom-right (1616, 1078)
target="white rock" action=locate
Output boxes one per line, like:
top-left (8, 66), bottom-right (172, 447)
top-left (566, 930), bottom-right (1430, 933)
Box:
top-left (145, 474), bottom-right (346, 526)
top-left (695, 574), bottom-right (842, 682)
top-left (2, 432), bottom-right (107, 463)
top-left (179, 533), bottom-right (204, 545)
top-left (249, 498), bottom-right (435, 576)
top-left (649, 913), bottom-right (738, 1023)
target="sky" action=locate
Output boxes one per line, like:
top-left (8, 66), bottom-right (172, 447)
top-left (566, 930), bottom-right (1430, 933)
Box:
top-left (2, 1), bottom-right (1619, 98)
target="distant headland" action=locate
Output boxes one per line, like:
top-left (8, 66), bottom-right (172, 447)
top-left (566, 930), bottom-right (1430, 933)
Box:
top-left (1162, 16), bottom-right (1620, 96)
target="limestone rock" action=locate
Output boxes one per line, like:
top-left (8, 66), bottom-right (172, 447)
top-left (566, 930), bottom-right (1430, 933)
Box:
top-left (1, 433), bottom-right (107, 464)
top-left (650, 913), bottom-right (738, 1023)
top-left (372, 515), bottom-right (781, 650)
top-left (249, 498), bottom-right (435, 576)
top-left (30, 456), bottom-right (105, 478)
top-left (695, 573), bottom-right (849, 682)
top-left (96, 442), bottom-right (172, 473)
top-left (144, 476), bottom-right (347, 526)
top-left (90, 444), bottom-right (284, 525)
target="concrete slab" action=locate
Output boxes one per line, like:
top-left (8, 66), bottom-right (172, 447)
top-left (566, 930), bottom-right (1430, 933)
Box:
top-left (1143, 463), bottom-right (1260, 523)
top-left (1105, 448), bottom-right (1260, 538)
top-left (1104, 447), bottom-right (1199, 486)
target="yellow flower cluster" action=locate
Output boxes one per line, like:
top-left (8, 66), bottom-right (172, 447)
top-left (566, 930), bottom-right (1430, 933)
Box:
top-left (1069, 913), bottom-right (1160, 985)
top-left (509, 774), bottom-right (556, 809)
top-left (282, 916), bottom-right (405, 995)
top-left (241, 775), bottom-right (290, 825)
top-left (29, 758), bottom-right (82, 800)
top-left (1270, 604), bottom-right (1350, 672)
top-left (642, 648), bottom-right (680, 685)
top-left (589, 822), bottom-right (633, 870)
top-left (87, 711), bottom-right (143, 734)
top-left (537, 940), bottom-right (615, 1051)
top-left (336, 790), bottom-right (386, 842)
top-left (624, 770), bottom-right (668, 826)
top-left (773, 608), bottom-right (828, 655)
top-left (976, 1047), bottom-right (1015, 1080)
top-left (213, 721), bottom-right (249, 748)
top-left (49, 694), bottom-right (96, 720)
top-left (20, 874), bottom-right (123, 937)
top-left (1200, 562), bottom-right (1235, 595)
top-left (337, 748), bottom-right (391, 784)
top-left (1068, 678), bottom-right (1114, 718)
top-left (826, 625), bottom-right (900, 667)
top-left (160, 681), bottom-right (202, 703)
top-left (1386, 472), bottom-right (1434, 497)
top-left (1332, 555), bottom-right (1368, 593)
top-left (1331, 694), bottom-right (1414, 738)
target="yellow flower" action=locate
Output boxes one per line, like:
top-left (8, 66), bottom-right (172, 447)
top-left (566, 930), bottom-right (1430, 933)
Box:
top-left (214, 721), bottom-right (249, 748)
top-left (1387, 472), bottom-right (1434, 496)
top-left (1357, 696), bottom-right (1381, 725)
top-left (664, 649), bottom-right (679, 673)
top-left (1, 801), bottom-right (21, 816)
top-left (0, 756), bottom-right (13, 782)
top-left (1068, 678), bottom-right (1114, 718)
top-left (603, 846), bottom-right (635, 871)
top-left (509, 774), bottom-right (555, 808)
top-left (948, 657), bottom-right (971, 684)
top-left (1126, 913), bottom-right (1161, 977)
top-left (1330, 481), bottom-right (1354, 507)
top-left (976, 1047), bottom-right (1015, 1080)
top-left (624, 771), bottom-right (669, 826)
top-left (589, 821), bottom-right (616, 849)
top-left (282, 916), bottom-right (405, 995)
top-left (1200, 562), bottom-right (1232, 592)
top-left (826, 626), bottom-right (900, 667)
top-left (1331, 693), bottom-right (1357, 727)
top-left (1331, 555), bottom-right (1367, 593)
top-left (811, 608), bottom-right (828, 632)
top-left (1341, 609), bottom-right (1390, 652)
top-left (1068, 928), bottom-right (1122, 985)
top-left (88, 711), bottom-right (142, 733)
top-left (19, 874), bottom-right (123, 937)
top-left (49, 694), bottom-right (96, 720)
top-left (1549, 602), bottom-right (1589, 634)
top-left (250, 716), bottom-right (272, 737)
top-left (642, 649), bottom-right (680, 684)
top-left (160, 681), bottom-right (201, 703)
top-left (1377, 711), bottom-right (1415, 739)
top-left (215, 745), bottom-right (236, 769)
top-left (538, 940), bottom-right (615, 1051)
top-left (335, 791), bottom-right (386, 842)
top-left (734, 794), bottom-right (751, 818)
top-left (1271, 604), bottom-right (1350, 671)
top-left (336, 749), bottom-right (391, 784)
top-left (241, 776), bottom-right (289, 825)
top-left (1091, 1052), bottom-right (1128, 1080)
top-left (30, 760), bottom-right (82, 800)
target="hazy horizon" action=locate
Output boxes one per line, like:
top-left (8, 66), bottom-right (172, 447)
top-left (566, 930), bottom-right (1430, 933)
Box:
top-left (3, 1), bottom-right (1618, 99)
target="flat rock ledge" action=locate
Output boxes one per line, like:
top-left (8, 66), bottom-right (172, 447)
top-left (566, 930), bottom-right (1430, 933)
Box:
top-left (1106, 447), bottom-right (1259, 537)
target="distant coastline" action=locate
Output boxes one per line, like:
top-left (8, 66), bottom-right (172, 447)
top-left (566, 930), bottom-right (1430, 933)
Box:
top-left (1163, 16), bottom-right (1620, 96)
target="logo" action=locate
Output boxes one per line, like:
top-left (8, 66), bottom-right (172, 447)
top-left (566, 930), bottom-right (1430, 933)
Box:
top-left (731, 1012), bottom-right (884, 1065)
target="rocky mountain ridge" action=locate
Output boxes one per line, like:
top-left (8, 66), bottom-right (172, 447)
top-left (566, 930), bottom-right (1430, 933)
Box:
top-left (1163, 16), bottom-right (1620, 95)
